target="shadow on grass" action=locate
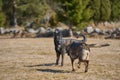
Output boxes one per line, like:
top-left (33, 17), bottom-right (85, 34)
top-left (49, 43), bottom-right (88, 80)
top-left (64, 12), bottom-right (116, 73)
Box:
top-left (36, 69), bottom-right (70, 73)
top-left (25, 63), bottom-right (85, 73)
top-left (0, 37), bottom-right (12, 39)
top-left (25, 63), bottom-right (55, 67)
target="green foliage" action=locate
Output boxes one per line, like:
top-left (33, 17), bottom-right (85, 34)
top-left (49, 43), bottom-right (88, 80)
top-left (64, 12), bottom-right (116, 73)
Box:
top-left (17, 0), bottom-right (47, 18)
top-left (0, 0), bottom-right (2, 11)
top-left (82, 7), bottom-right (94, 21)
top-left (110, 0), bottom-right (120, 21)
top-left (100, 0), bottom-right (111, 21)
top-left (76, 22), bottom-right (88, 31)
top-left (56, 0), bottom-right (120, 30)
top-left (2, 0), bottom-right (15, 26)
top-left (2, 0), bottom-right (48, 27)
top-left (0, 0), bottom-right (120, 28)
top-left (56, 0), bottom-right (92, 29)
top-left (49, 12), bottom-right (58, 27)
top-left (0, 0), bottom-right (6, 27)
top-left (0, 12), bottom-right (6, 27)
top-left (67, 0), bottom-right (91, 24)
top-left (91, 0), bottom-right (101, 22)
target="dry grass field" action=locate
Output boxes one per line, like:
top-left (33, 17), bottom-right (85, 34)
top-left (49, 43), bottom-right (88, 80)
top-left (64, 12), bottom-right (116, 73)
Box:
top-left (0, 38), bottom-right (120, 80)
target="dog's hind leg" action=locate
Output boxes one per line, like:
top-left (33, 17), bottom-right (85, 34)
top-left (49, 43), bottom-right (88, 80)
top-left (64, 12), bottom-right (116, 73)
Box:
top-left (84, 60), bottom-right (89, 72)
top-left (77, 60), bottom-right (81, 68)
top-left (71, 58), bottom-right (75, 71)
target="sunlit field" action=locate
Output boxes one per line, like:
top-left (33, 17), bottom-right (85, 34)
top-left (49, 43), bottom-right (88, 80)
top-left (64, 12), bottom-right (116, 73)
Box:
top-left (0, 38), bottom-right (119, 80)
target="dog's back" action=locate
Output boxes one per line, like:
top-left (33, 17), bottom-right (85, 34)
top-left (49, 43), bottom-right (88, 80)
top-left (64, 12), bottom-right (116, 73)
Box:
top-left (68, 42), bottom-right (90, 60)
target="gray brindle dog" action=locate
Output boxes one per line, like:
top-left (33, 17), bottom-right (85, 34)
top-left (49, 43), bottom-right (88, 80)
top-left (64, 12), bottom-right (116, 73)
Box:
top-left (68, 41), bottom-right (90, 72)
top-left (54, 29), bottom-right (90, 72)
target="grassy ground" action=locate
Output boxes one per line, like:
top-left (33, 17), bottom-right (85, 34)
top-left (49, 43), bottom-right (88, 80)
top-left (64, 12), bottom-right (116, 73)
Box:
top-left (0, 38), bottom-right (120, 80)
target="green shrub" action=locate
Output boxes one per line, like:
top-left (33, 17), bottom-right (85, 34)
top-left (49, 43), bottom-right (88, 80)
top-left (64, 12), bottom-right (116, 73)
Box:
top-left (0, 12), bottom-right (6, 27)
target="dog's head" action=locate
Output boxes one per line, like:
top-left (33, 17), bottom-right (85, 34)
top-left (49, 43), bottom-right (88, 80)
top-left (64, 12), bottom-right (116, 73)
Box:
top-left (54, 29), bottom-right (63, 49)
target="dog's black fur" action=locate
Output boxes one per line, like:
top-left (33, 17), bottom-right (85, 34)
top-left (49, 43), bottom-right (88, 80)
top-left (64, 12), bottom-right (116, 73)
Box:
top-left (54, 29), bottom-right (64, 66)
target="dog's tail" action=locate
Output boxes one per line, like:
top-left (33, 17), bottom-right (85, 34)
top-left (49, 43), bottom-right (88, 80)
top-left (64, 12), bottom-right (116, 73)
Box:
top-left (78, 34), bottom-right (87, 43)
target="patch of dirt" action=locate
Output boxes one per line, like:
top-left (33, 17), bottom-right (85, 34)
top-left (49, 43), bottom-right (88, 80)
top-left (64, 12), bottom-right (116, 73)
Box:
top-left (0, 38), bottom-right (119, 80)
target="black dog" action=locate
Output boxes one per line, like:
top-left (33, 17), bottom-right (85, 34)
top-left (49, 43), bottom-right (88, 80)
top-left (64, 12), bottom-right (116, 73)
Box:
top-left (54, 29), bottom-right (66, 66)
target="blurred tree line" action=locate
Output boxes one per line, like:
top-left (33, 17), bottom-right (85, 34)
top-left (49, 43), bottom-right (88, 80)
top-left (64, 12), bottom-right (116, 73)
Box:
top-left (0, 0), bottom-right (120, 29)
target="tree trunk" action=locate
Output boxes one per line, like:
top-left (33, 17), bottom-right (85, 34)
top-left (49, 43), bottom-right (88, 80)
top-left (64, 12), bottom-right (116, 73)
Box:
top-left (12, 0), bottom-right (17, 27)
